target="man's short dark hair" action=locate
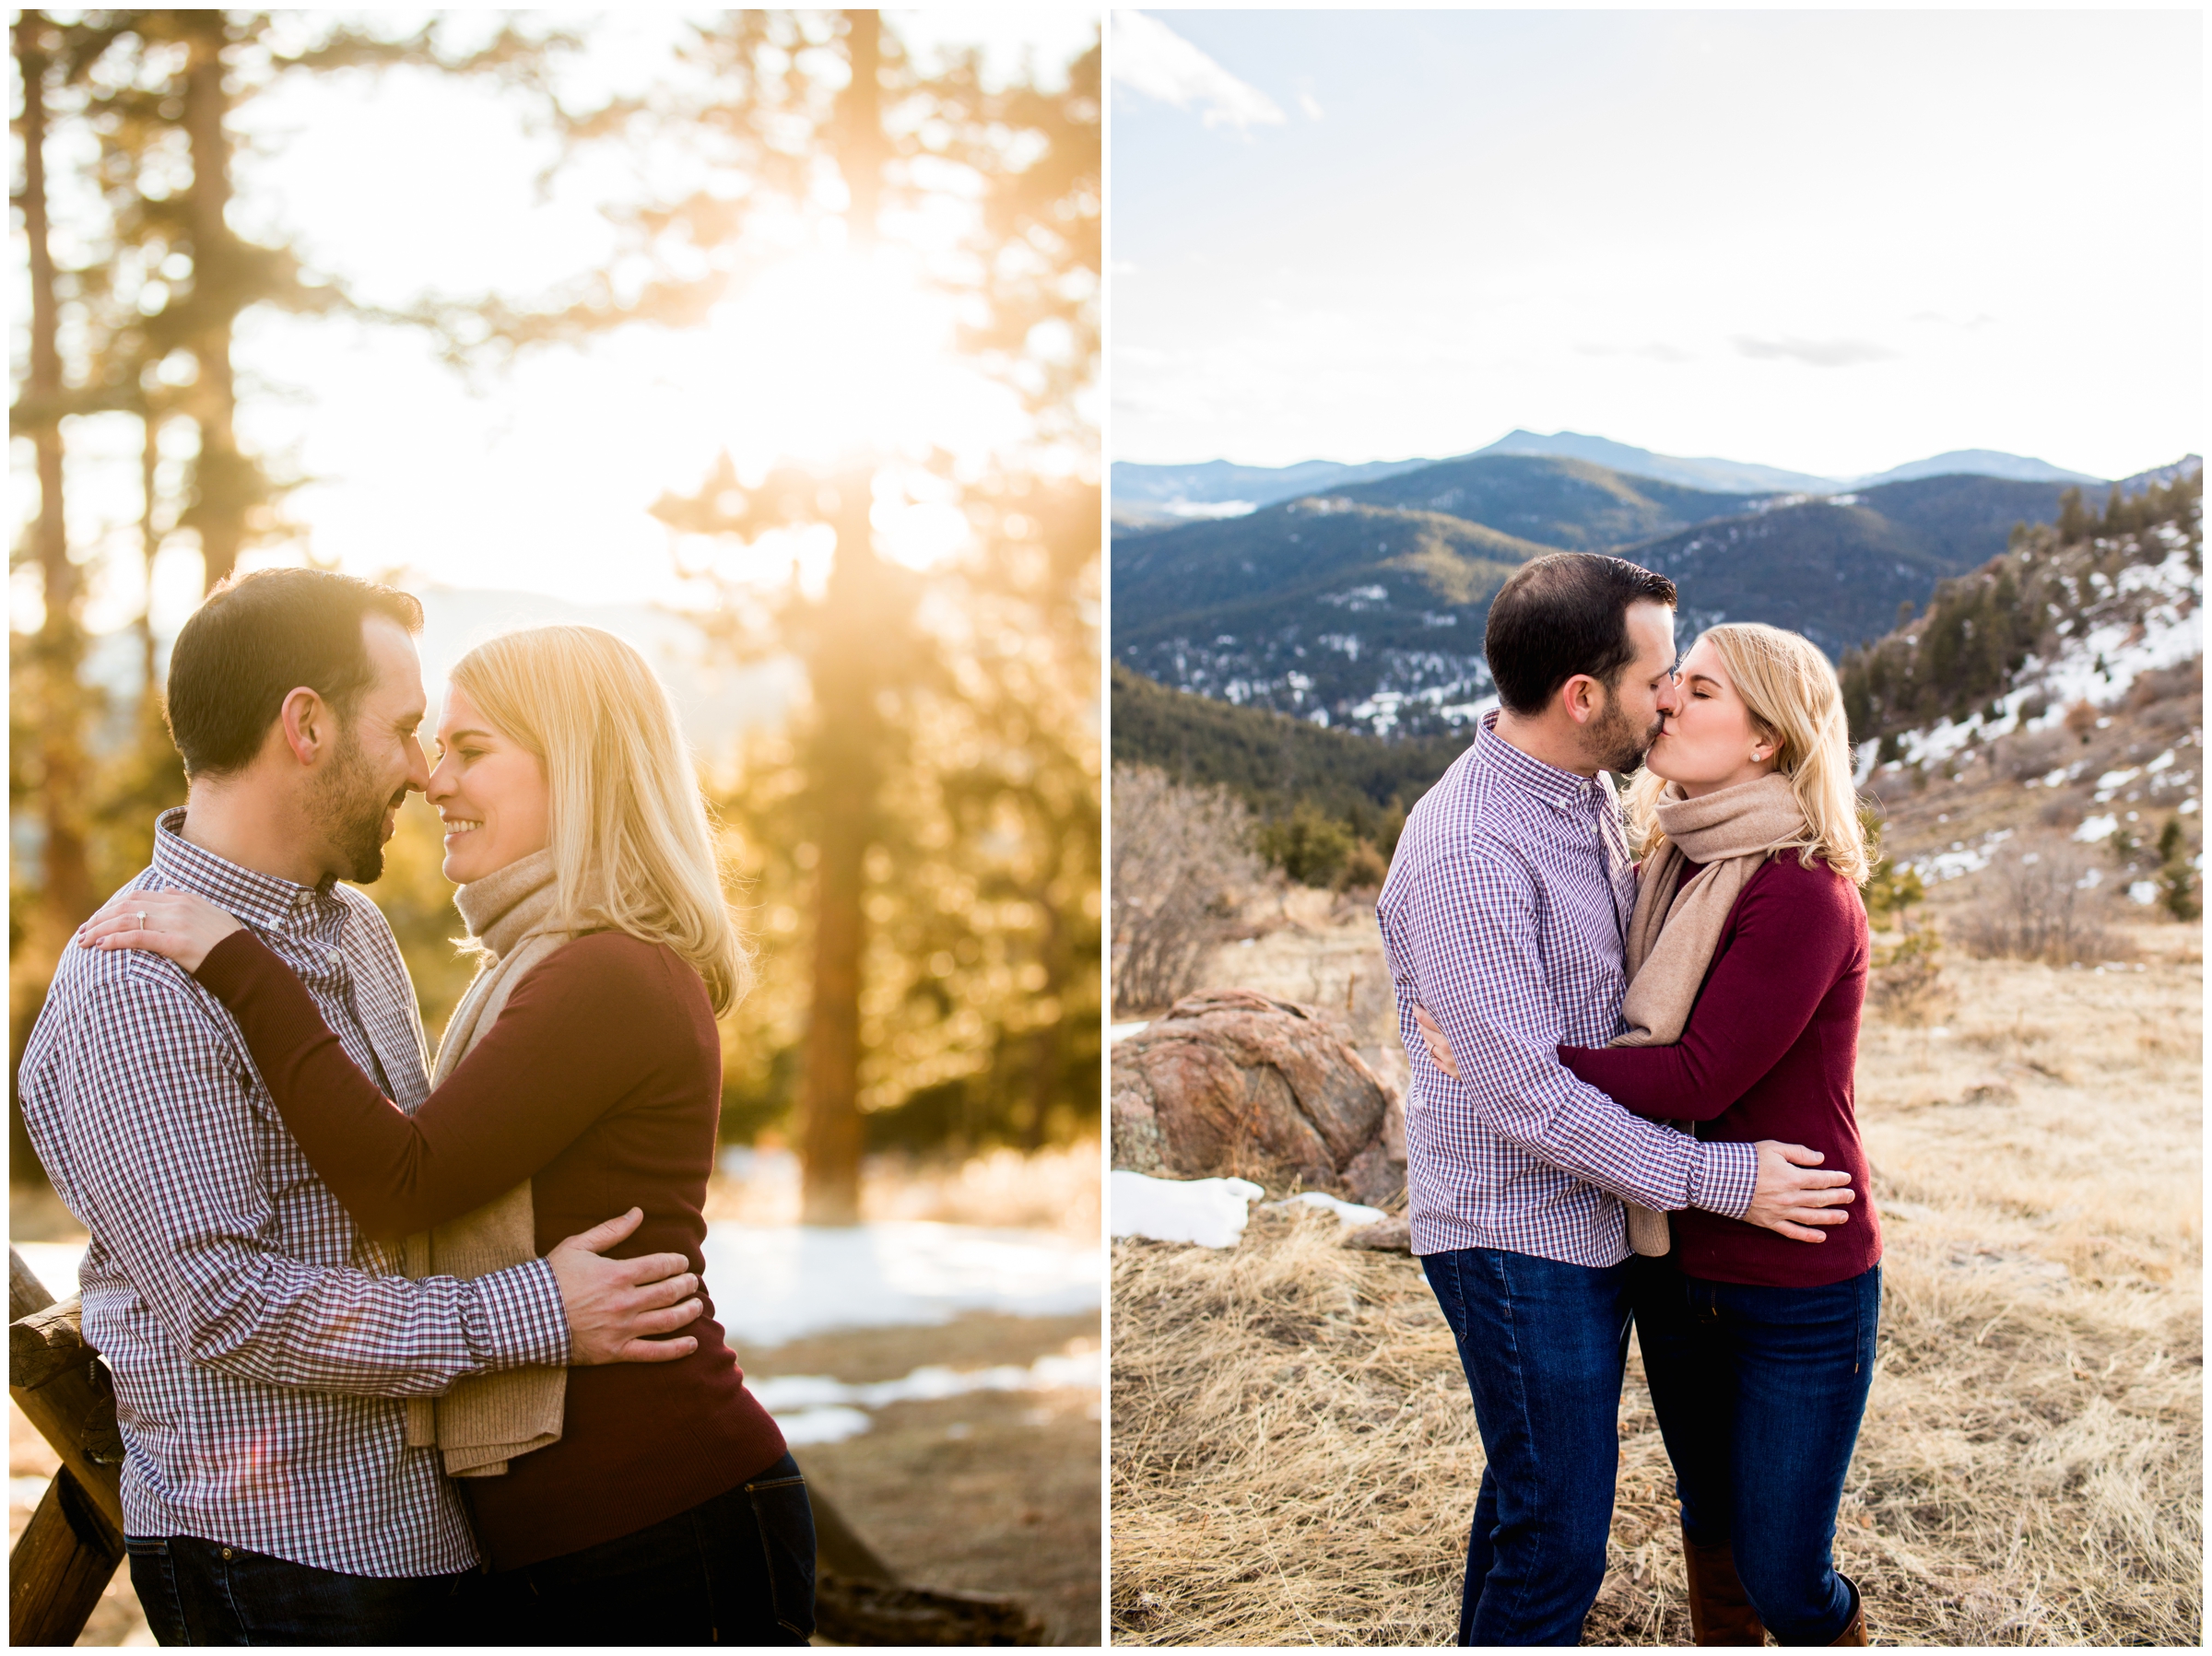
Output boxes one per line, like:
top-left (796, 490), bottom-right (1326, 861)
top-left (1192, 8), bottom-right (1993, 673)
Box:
top-left (165, 568), bottom-right (424, 779)
top-left (1484, 553), bottom-right (1677, 717)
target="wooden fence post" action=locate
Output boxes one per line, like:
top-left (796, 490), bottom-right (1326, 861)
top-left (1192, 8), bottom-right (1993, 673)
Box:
top-left (10, 1247), bottom-right (125, 1647)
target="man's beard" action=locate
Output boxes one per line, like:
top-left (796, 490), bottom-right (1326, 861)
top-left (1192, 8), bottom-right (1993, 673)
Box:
top-left (311, 726), bottom-right (400, 884)
top-left (1588, 692), bottom-right (1665, 777)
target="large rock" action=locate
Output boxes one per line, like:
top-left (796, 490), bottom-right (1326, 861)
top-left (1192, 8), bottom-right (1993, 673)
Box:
top-left (1111, 989), bottom-right (1405, 1206)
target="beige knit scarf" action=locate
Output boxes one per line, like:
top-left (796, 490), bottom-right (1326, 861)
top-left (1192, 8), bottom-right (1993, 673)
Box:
top-left (1617, 772), bottom-right (1808, 1257)
top-left (400, 846), bottom-right (571, 1476)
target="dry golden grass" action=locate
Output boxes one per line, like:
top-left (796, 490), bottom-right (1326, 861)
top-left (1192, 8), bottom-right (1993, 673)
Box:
top-left (1110, 934), bottom-right (2203, 1646)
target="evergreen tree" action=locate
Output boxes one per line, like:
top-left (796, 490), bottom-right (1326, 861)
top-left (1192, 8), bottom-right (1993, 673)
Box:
top-left (2057, 486), bottom-right (2092, 544)
top-left (495, 13), bottom-right (1101, 1218)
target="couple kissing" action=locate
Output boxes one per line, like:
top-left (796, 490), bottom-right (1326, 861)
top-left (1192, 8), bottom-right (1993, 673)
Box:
top-left (1380, 552), bottom-right (1880, 1646)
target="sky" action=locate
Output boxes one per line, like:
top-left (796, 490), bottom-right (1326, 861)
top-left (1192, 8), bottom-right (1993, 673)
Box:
top-left (11, 9), bottom-right (1100, 642)
top-left (1110, 9), bottom-right (2204, 481)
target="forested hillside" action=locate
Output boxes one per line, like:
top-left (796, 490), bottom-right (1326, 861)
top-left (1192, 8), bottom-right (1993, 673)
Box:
top-left (1329, 452), bottom-right (1754, 550)
top-left (1112, 448), bottom-right (2142, 736)
top-left (1841, 469), bottom-right (2203, 750)
top-left (1112, 499), bottom-right (1552, 732)
top-left (1624, 475), bottom-right (2087, 656)
top-left (1109, 664), bottom-right (1464, 876)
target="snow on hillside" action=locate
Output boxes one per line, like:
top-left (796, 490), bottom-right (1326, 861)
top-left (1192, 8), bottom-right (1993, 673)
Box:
top-left (1873, 529), bottom-right (2200, 778)
top-left (1856, 514), bottom-right (2202, 887)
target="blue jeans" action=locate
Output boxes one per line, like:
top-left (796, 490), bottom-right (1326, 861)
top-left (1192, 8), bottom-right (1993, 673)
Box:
top-left (490, 1453), bottom-right (817, 1645)
top-left (1631, 1258), bottom-right (1881, 1645)
top-left (124, 1535), bottom-right (480, 1645)
top-left (1424, 1247), bottom-right (1634, 1646)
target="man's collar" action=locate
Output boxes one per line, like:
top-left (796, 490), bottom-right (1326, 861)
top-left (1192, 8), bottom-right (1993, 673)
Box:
top-left (150, 807), bottom-right (343, 934)
top-left (1475, 710), bottom-right (1608, 809)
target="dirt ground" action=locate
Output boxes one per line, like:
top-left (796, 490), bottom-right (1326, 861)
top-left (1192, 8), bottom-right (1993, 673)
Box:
top-left (1111, 913), bottom-right (2202, 1646)
top-left (9, 1148), bottom-right (1102, 1648)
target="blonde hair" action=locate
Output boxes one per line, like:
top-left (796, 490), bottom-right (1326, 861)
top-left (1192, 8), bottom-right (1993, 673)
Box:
top-left (450, 625), bottom-right (751, 1013)
top-left (1627, 622), bottom-right (1871, 886)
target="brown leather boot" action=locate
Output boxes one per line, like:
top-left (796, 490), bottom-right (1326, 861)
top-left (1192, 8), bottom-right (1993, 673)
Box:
top-left (1680, 1524), bottom-right (1767, 1645)
top-left (1827, 1575), bottom-right (1867, 1645)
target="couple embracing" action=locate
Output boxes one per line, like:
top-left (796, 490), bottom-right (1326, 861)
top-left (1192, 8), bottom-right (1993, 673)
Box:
top-left (1379, 553), bottom-right (1881, 1647)
top-left (25, 569), bottom-right (814, 1643)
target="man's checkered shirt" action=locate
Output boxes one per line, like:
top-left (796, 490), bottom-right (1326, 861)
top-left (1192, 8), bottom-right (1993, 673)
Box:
top-left (18, 809), bottom-right (571, 1578)
top-left (1376, 713), bottom-right (1759, 1264)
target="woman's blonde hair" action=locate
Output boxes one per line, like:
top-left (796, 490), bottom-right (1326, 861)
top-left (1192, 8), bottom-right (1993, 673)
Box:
top-left (1627, 621), bottom-right (1871, 886)
top-left (450, 625), bottom-right (751, 1013)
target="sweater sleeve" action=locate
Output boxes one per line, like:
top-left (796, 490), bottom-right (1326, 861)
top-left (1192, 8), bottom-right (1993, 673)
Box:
top-left (1556, 859), bottom-right (1856, 1121)
top-left (194, 928), bottom-right (676, 1242)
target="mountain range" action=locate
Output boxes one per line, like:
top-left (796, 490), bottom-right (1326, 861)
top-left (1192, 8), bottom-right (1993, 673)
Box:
top-left (1112, 447), bottom-right (2201, 738)
top-left (1113, 430), bottom-right (2112, 517)
top-left (1112, 472), bottom-right (2203, 884)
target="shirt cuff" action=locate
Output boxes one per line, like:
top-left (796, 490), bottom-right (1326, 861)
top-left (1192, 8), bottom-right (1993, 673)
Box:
top-left (467, 1258), bottom-right (571, 1369)
top-left (1687, 1140), bottom-right (1758, 1220)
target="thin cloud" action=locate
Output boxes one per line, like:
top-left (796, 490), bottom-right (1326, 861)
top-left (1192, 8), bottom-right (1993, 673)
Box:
top-left (1112, 11), bottom-right (1286, 131)
top-left (1297, 86), bottom-right (1324, 120)
top-left (1732, 335), bottom-right (1900, 369)
top-left (1575, 341), bottom-right (1694, 364)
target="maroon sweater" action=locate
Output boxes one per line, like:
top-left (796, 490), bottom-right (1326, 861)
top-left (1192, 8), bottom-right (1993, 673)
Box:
top-left (1559, 852), bottom-right (1881, 1289)
top-left (196, 926), bottom-right (786, 1570)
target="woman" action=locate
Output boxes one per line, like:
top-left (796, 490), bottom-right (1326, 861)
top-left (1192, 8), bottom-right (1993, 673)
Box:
top-left (80, 625), bottom-right (815, 1645)
top-left (1418, 622), bottom-right (1878, 1647)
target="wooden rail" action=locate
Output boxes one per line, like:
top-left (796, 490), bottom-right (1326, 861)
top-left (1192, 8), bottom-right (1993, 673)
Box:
top-left (7, 1245), bottom-right (1043, 1645)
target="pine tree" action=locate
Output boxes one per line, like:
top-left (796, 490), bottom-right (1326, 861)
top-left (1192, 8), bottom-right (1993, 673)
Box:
top-left (9, 12), bottom-right (98, 1178)
top-left (520, 13), bottom-right (1100, 1217)
top-left (2057, 486), bottom-right (2092, 545)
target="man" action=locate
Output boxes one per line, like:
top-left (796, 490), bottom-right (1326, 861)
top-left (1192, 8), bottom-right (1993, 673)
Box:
top-left (1376, 553), bottom-right (1856, 1645)
top-left (19, 568), bottom-right (707, 1643)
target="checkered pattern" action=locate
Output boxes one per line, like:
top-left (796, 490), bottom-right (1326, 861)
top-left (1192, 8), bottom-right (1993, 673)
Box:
top-left (1377, 713), bottom-right (1759, 1263)
top-left (18, 809), bottom-right (570, 1578)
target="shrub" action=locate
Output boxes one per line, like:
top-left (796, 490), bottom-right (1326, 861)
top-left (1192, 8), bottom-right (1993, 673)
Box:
top-left (1111, 763), bottom-right (1261, 1014)
top-left (1859, 804), bottom-right (1924, 928)
top-left (2156, 817), bottom-right (2201, 921)
top-left (1255, 804), bottom-right (1355, 887)
top-left (1956, 840), bottom-right (2136, 964)
top-left (1869, 925), bottom-right (1956, 1026)
top-left (1335, 840), bottom-right (1390, 894)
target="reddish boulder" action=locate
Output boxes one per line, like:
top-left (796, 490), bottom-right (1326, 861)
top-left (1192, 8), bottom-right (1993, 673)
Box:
top-left (1110, 989), bottom-right (1405, 1205)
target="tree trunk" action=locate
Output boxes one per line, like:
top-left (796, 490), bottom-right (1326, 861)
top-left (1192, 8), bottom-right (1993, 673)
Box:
top-left (796, 16), bottom-right (887, 1226)
top-left (13, 13), bottom-right (95, 1188)
top-left (140, 411), bottom-right (163, 699)
top-left (180, 12), bottom-right (244, 593)
top-left (16, 13), bottom-right (92, 928)
top-left (798, 470), bottom-right (882, 1225)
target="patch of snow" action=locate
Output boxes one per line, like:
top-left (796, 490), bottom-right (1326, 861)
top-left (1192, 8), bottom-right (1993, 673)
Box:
top-left (1907, 828), bottom-right (2012, 884)
top-left (1111, 1170), bottom-right (1264, 1249)
top-left (2074, 815), bottom-right (2119, 842)
top-left (1109, 1020), bottom-right (1150, 1044)
top-left (774, 1405), bottom-right (876, 1445)
top-left (10, 1243), bottom-right (84, 1298)
top-left (704, 1222), bottom-right (1102, 1346)
top-left (1161, 499), bottom-right (1257, 520)
top-left (755, 1342), bottom-right (1100, 1445)
top-left (2128, 881), bottom-right (2160, 905)
top-left (1266, 1192), bottom-right (1390, 1228)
